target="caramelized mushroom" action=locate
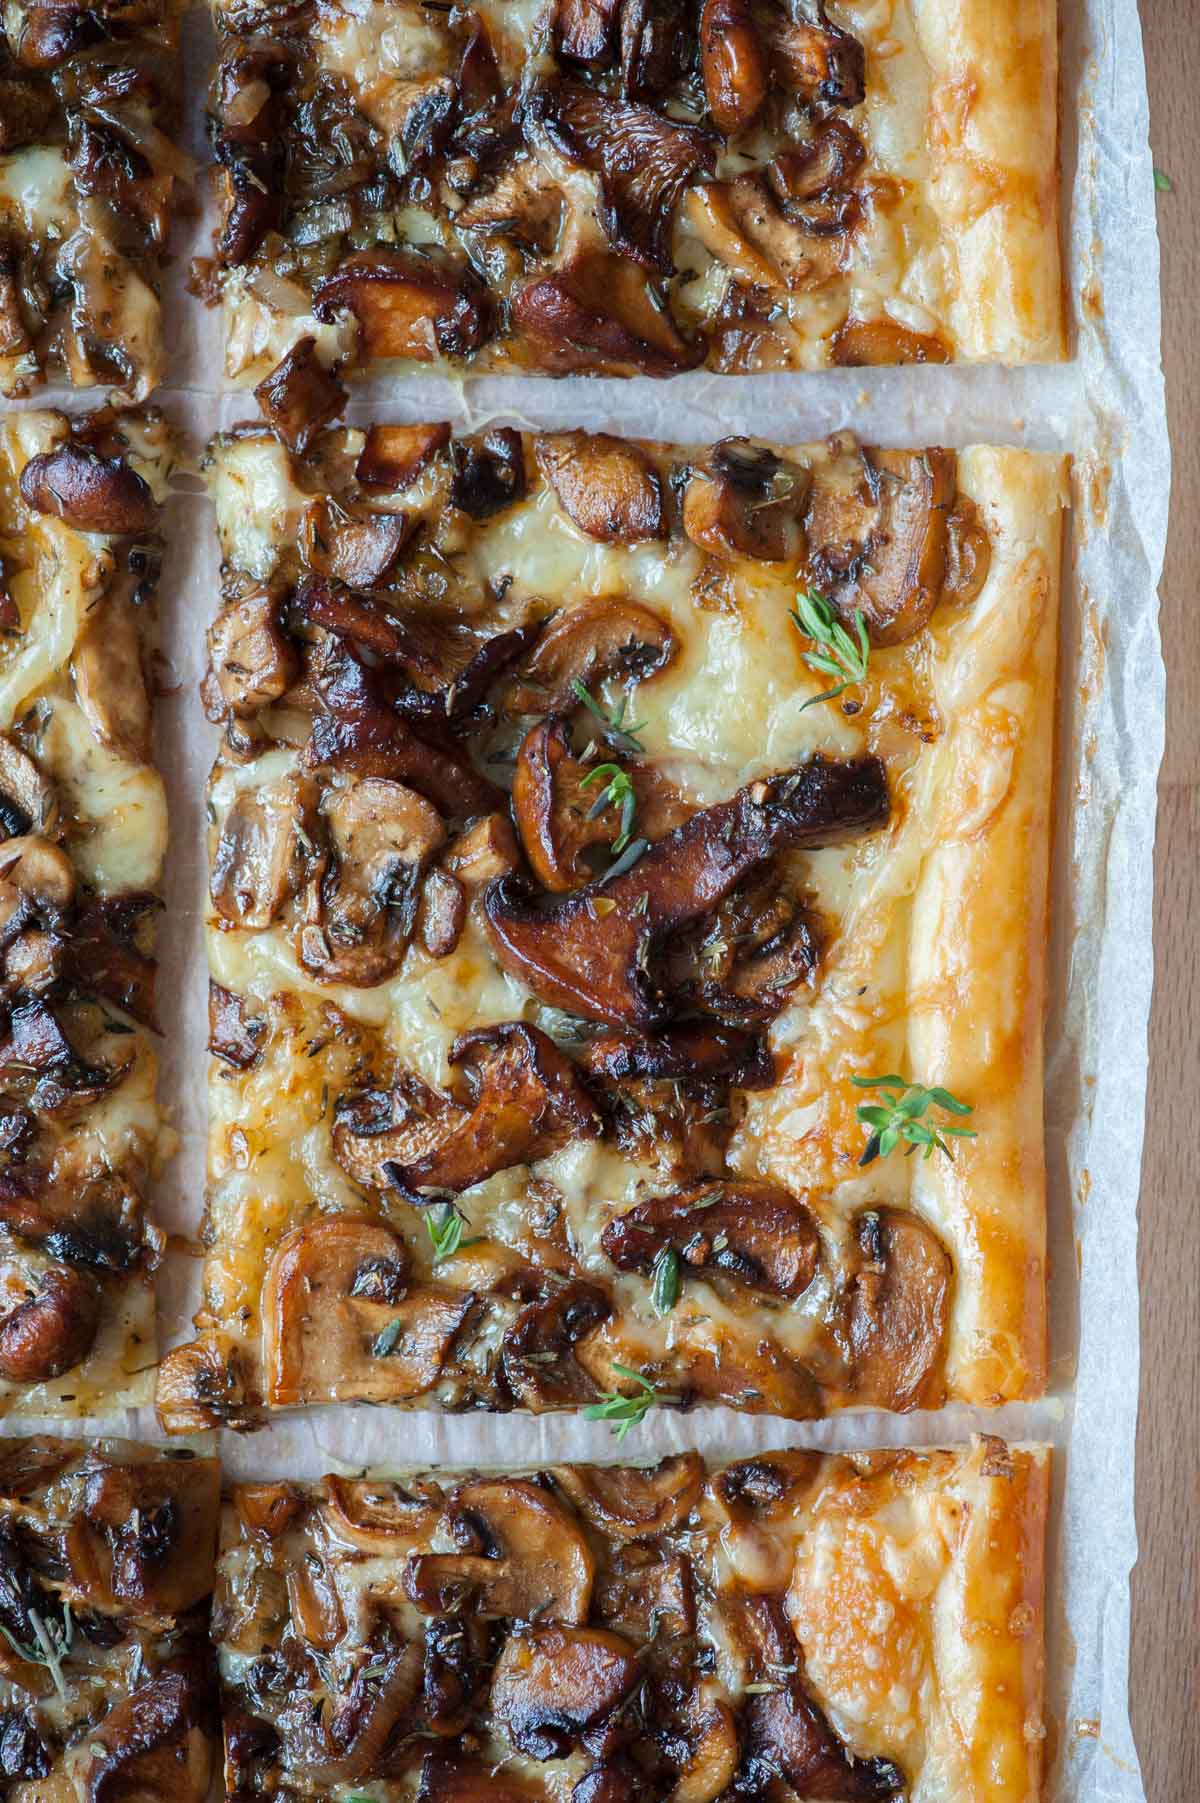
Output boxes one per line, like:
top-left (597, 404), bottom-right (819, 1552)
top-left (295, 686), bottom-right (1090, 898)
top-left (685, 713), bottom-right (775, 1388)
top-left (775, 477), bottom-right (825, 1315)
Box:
top-left (513, 249), bottom-right (699, 376)
top-left (417, 868), bottom-right (466, 958)
top-left (405, 1478), bottom-right (594, 1622)
top-left (300, 501), bottom-right (414, 587)
top-left (769, 3), bottom-right (867, 109)
top-left (312, 251), bottom-right (492, 362)
top-left (766, 117), bottom-right (865, 226)
top-left (210, 779), bottom-right (310, 929)
top-left (553, 1452), bottom-right (704, 1540)
top-left (355, 422), bottom-right (451, 493)
top-left (555, 0), bottom-right (620, 62)
top-left (683, 438), bottom-right (810, 562)
top-left (72, 596), bottom-right (152, 763)
top-left (0, 1263), bottom-right (100, 1382)
top-left (75, 1455), bottom-right (222, 1613)
top-left (511, 716), bottom-right (617, 892)
top-left (154, 1331), bottom-right (249, 1432)
top-left (602, 1180), bottom-right (820, 1299)
top-left (449, 428), bottom-right (527, 520)
top-left (845, 1207), bottom-right (951, 1410)
top-left (332, 1022), bottom-right (601, 1198)
top-left (831, 317), bottom-right (950, 367)
top-left (804, 447), bottom-right (957, 644)
top-left (700, 0), bottom-right (768, 135)
top-left (208, 592), bottom-right (299, 718)
top-left (484, 756), bottom-right (889, 1026)
top-left (322, 1479), bottom-right (439, 1555)
top-left (492, 1624), bottom-right (639, 1759)
top-left (443, 813), bottom-right (519, 889)
top-left (508, 597), bottom-right (676, 718)
top-left (502, 1280), bottom-right (612, 1408)
top-left (19, 443), bottom-right (155, 535)
top-left (672, 1699), bottom-right (740, 1803)
top-left (743, 1680), bottom-right (903, 1798)
top-left (0, 741), bottom-right (54, 840)
top-left (82, 1672), bottom-right (211, 1803)
top-left (262, 1215), bottom-right (471, 1406)
top-left (419, 1752), bottom-right (541, 1803)
top-left (253, 335), bottom-right (346, 454)
top-left (579, 1022), bottom-right (774, 1089)
top-left (535, 432), bottom-right (665, 545)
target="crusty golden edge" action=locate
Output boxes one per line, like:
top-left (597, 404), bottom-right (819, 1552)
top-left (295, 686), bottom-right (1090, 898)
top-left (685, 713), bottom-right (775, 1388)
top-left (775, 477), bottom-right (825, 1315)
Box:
top-left (918, 0), bottom-right (1065, 363)
top-left (908, 447), bottom-right (1067, 1402)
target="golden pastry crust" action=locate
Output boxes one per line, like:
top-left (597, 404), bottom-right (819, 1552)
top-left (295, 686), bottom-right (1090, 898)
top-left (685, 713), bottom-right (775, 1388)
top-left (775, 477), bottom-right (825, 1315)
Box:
top-left (158, 424), bottom-right (1063, 1431)
top-left (213, 1436), bottom-right (1050, 1803)
top-left (0, 410), bottom-right (176, 1417)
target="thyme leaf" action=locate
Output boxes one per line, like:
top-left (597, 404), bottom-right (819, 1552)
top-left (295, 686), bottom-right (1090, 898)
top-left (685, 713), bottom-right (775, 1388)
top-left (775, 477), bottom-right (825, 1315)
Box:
top-left (851, 1074), bottom-right (977, 1165)
top-left (790, 585), bottom-right (869, 710)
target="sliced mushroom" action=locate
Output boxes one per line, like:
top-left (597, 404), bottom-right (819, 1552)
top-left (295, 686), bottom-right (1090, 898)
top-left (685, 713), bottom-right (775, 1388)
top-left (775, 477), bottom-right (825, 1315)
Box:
top-left (831, 316), bottom-right (950, 367)
top-left (422, 1614), bottom-right (493, 1738)
top-left (602, 1180), bottom-right (820, 1300)
top-left (287, 1555), bottom-right (344, 1650)
top-left (443, 813), bottom-right (519, 889)
top-left (405, 1477), bottom-right (594, 1623)
top-left (742, 1680), bottom-right (904, 1798)
top-left (235, 1482), bottom-right (304, 1540)
top-left (418, 1752), bottom-right (542, 1803)
top-left (943, 493), bottom-right (993, 606)
top-left (0, 833), bottom-right (75, 922)
top-left (700, 0), bottom-right (768, 135)
top-left (594, 1548), bottom-right (695, 1643)
top-left (73, 1454), bottom-right (222, 1614)
top-left (484, 756), bottom-right (888, 1026)
top-left (501, 1279), bottom-right (612, 1408)
top-left (417, 868), bottom-right (466, 958)
top-left (553, 1451), bottom-right (704, 1540)
top-left (356, 422), bottom-right (452, 491)
top-left (19, 443), bottom-right (156, 535)
top-left (555, 0), bottom-right (620, 62)
top-left (0, 738), bottom-right (55, 840)
top-left (492, 1624), bottom-right (639, 1760)
top-left (766, 117), bottom-right (866, 227)
top-left (572, 1769), bottom-right (638, 1803)
top-left (253, 335), bottom-right (346, 454)
top-left (511, 717), bottom-right (618, 892)
top-left (804, 447), bottom-right (957, 645)
top-left (621, 0), bottom-right (685, 98)
top-left (300, 500), bottom-right (414, 588)
top-left (0, 1262), bottom-right (101, 1382)
top-left (208, 591), bottom-right (299, 718)
top-left (579, 1022), bottom-right (774, 1089)
top-left (670, 865), bottom-right (819, 1023)
top-left (262, 1214), bottom-right (472, 1406)
top-left (689, 173), bottom-right (847, 291)
top-left (671, 1699), bottom-right (740, 1803)
top-left (449, 428), bottom-right (527, 520)
top-left (712, 1450), bottom-right (822, 1526)
top-left (72, 595), bottom-right (151, 762)
top-left (683, 438), bottom-right (810, 562)
top-left (211, 778), bottom-right (311, 929)
top-left (332, 1022), bottom-right (601, 1198)
top-left (322, 1478), bottom-right (440, 1556)
top-left (507, 597), bottom-right (676, 718)
top-left (297, 777), bottom-right (444, 987)
top-left (154, 1330), bottom-right (250, 1432)
top-left (845, 1207), bottom-right (951, 1410)
top-left (82, 1671), bottom-right (211, 1803)
top-left (512, 248), bottom-right (700, 376)
top-left (312, 250), bottom-right (493, 362)
top-left (534, 432), bottom-right (664, 547)
top-left (769, 4), bottom-right (866, 109)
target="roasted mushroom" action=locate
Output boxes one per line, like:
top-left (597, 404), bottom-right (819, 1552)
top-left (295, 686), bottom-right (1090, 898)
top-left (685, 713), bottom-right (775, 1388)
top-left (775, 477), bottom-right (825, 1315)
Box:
top-left (356, 422), bottom-right (452, 491)
top-left (553, 1452), bottom-right (704, 1540)
top-left (578, 1022), bottom-right (774, 1089)
top-left (513, 249), bottom-right (700, 376)
top-left (484, 756), bottom-right (889, 1026)
top-left (831, 317), bottom-right (950, 367)
top-left (602, 1180), bottom-right (820, 1300)
top-left (449, 428), bottom-right (527, 520)
top-left (208, 591), bottom-right (299, 718)
top-left (82, 1671), bottom-right (211, 1803)
top-left (0, 739), bottom-right (55, 839)
top-left (741, 1679), bottom-right (904, 1799)
top-left (844, 1207), bottom-right (952, 1410)
top-left (700, 0), bottom-right (768, 135)
top-left (418, 1752), bottom-right (542, 1803)
top-left (154, 1331), bottom-right (249, 1432)
top-left (501, 1280), bottom-right (612, 1408)
top-left (769, 2), bottom-right (867, 109)
top-left (554, 0), bottom-right (621, 63)
top-left (683, 438), bottom-right (810, 562)
top-left (511, 716), bottom-right (620, 892)
top-left (253, 335), bottom-right (346, 454)
top-left (74, 1454), bottom-right (222, 1613)
top-left (491, 1624), bottom-right (639, 1759)
top-left (0, 1262), bottom-right (101, 1382)
top-left (210, 779), bottom-right (310, 930)
top-left (19, 443), bottom-right (155, 535)
top-left (535, 432), bottom-right (665, 545)
top-left (507, 597), bottom-right (676, 718)
top-left (312, 251), bottom-right (493, 362)
top-left (405, 1478), bottom-right (594, 1622)
top-left (72, 596), bottom-right (152, 762)
top-left (299, 501), bottom-right (414, 588)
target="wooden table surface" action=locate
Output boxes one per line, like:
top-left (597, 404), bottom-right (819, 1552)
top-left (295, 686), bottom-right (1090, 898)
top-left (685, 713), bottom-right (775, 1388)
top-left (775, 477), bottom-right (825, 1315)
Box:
top-left (1132, 5), bottom-right (1199, 1798)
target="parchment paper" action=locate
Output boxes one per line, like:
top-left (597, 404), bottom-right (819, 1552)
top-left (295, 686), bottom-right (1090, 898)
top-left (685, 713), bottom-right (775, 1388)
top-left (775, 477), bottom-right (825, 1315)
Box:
top-left (1, 1), bottom-right (1168, 1798)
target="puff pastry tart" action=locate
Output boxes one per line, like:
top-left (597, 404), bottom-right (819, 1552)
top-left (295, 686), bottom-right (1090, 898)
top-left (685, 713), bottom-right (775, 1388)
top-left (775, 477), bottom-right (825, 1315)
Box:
top-left (157, 423), bottom-right (1064, 1430)
top-left (200, 0), bottom-right (1063, 388)
top-left (214, 1437), bottom-right (1049, 1803)
top-left (0, 1436), bottom-right (220, 1803)
top-left (0, 0), bottom-right (187, 399)
top-left (0, 410), bottom-right (174, 1417)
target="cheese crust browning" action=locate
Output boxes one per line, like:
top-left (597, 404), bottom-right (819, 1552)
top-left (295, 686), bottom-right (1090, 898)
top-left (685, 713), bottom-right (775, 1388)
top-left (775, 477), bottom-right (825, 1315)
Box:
top-left (214, 1437), bottom-right (1049, 1803)
top-left (159, 424), bottom-right (1064, 1431)
top-left (0, 1436), bottom-right (220, 1803)
top-left (0, 410), bottom-right (174, 1417)
top-left (202, 0), bottom-right (1063, 389)
top-left (0, 0), bottom-right (187, 399)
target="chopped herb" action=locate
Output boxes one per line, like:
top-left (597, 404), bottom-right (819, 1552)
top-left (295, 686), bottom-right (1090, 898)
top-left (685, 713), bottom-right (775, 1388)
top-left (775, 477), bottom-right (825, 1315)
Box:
top-left (651, 1245), bottom-right (680, 1316)
top-left (599, 837), bottom-right (649, 885)
top-left (851, 1074), bottom-right (977, 1165)
top-left (1153, 167), bottom-right (1173, 192)
top-left (424, 1201), bottom-right (480, 1264)
top-left (370, 1317), bottom-right (407, 1359)
top-left (571, 680), bottom-right (647, 754)
top-left (584, 1363), bottom-right (671, 1441)
top-left (790, 585), bottom-right (870, 710)
top-left (580, 762), bottom-right (638, 852)
top-left (0, 1605), bottom-right (73, 1700)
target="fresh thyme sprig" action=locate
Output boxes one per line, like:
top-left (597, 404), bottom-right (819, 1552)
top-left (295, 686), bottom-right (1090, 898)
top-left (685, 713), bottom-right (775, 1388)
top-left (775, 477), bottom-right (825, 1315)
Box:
top-left (584, 1363), bottom-right (673, 1441)
top-left (424, 1201), bottom-right (481, 1264)
top-left (0, 1605), bottom-right (73, 1700)
top-left (791, 585), bottom-right (870, 711)
top-left (580, 762), bottom-right (638, 853)
top-left (651, 1246), bottom-right (681, 1316)
top-left (851, 1075), bottom-right (977, 1166)
top-left (571, 681), bottom-right (647, 754)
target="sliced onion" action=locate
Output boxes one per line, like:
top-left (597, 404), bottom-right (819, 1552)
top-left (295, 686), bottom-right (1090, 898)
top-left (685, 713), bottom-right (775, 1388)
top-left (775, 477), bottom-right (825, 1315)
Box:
top-left (223, 77), bottom-right (270, 128)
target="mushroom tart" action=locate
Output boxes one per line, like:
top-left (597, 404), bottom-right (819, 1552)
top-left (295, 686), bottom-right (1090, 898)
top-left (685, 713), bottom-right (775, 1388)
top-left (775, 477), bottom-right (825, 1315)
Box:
top-left (0, 409), bottom-right (175, 1418)
top-left (0, 0), bottom-right (189, 399)
top-left (158, 422), bottom-right (1064, 1431)
top-left (0, 1436), bottom-right (220, 1803)
top-left (213, 1438), bottom-right (1049, 1803)
top-left (199, 0), bottom-right (1063, 396)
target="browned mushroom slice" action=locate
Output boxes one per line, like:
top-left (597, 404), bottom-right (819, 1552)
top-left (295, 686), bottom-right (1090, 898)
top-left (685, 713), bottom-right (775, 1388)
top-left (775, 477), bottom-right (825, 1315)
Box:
top-left (674, 1332), bottom-right (820, 1417)
top-left (555, 0), bottom-right (620, 62)
top-left (845, 1207), bottom-right (952, 1410)
top-left (0, 1262), bottom-right (101, 1382)
top-left (769, 2), bottom-right (867, 109)
top-left (418, 1752), bottom-right (543, 1803)
top-left (297, 777), bottom-right (444, 986)
top-left (553, 1451), bottom-right (704, 1540)
top-left (417, 867), bottom-right (466, 958)
top-left (671, 1698), bottom-right (741, 1803)
top-left (235, 1481), bottom-right (303, 1541)
top-left (82, 1671), bottom-right (211, 1803)
top-left (63, 896), bottom-right (159, 1028)
top-left (712, 1449), bottom-right (822, 1524)
top-left (287, 1553), bottom-right (345, 1649)
top-left (572, 1767), bottom-right (639, 1803)
top-left (72, 1455), bottom-right (222, 1613)
top-left (512, 249), bottom-right (700, 376)
top-left (831, 316), bottom-right (951, 367)
top-left (701, 173), bottom-right (850, 291)
top-left (0, 739), bottom-right (55, 839)
top-left (683, 437), bottom-right (810, 562)
top-left (448, 427), bottom-right (527, 520)
top-left (492, 1624), bottom-right (639, 1760)
top-left (943, 493), bottom-right (993, 605)
top-left (323, 1478), bottom-right (440, 1555)
top-left (511, 716), bottom-right (618, 893)
top-left (766, 117), bottom-right (866, 227)
top-left (155, 1330), bottom-right (250, 1431)
top-left (502, 1280), bottom-right (612, 1407)
top-left (313, 251), bottom-right (493, 362)
top-left (406, 1478), bottom-right (594, 1622)
top-left (578, 1022), bottom-right (775, 1089)
top-left (804, 448), bottom-right (957, 645)
top-left (619, 0), bottom-right (684, 98)
top-left (700, 0), bottom-right (768, 135)
top-left (72, 595), bottom-right (151, 762)
top-left (594, 1547), bottom-right (695, 1644)
top-left (209, 591), bottom-right (299, 719)
top-left (507, 597), bottom-right (676, 718)
top-left (443, 812), bottom-right (519, 889)
top-left (670, 865), bottom-right (819, 1023)
top-left (602, 1180), bottom-right (820, 1300)
top-left (208, 981), bottom-right (265, 1069)
top-left (262, 1215), bottom-right (472, 1406)
top-left (529, 82), bottom-right (715, 273)
top-left (743, 1678), bottom-right (903, 1799)
top-left (300, 500), bottom-right (414, 588)
top-left (484, 756), bottom-right (889, 1026)
top-left (19, 443), bottom-right (156, 535)
top-left (356, 422), bottom-right (452, 491)
top-left (211, 779), bottom-right (310, 930)
top-left (332, 1022), bottom-right (601, 1198)
top-left (534, 432), bottom-right (665, 547)
top-left (253, 335), bottom-right (347, 454)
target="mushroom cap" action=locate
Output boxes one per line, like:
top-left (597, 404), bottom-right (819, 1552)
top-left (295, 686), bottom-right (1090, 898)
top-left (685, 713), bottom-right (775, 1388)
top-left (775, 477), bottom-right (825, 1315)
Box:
top-left (535, 431), bottom-right (665, 545)
top-left (19, 442), bottom-right (156, 535)
top-left (405, 1477), bottom-right (595, 1623)
top-left (0, 1261), bottom-right (100, 1383)
top-left (601, 1179), bottom-right (821, 1300)
top-left (553, 1451), bottom-right (704, 1540)
top-left (700, 0), bottom-right (768, 136)
top-left (507, 595), bottom-right (676, 718)
top-left (312, 250), bottom-right (493, 362)
top-left (491, 1623), bottom-right (639, 1760)
top-left (845, 1207), bottom-right (952, 1410)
